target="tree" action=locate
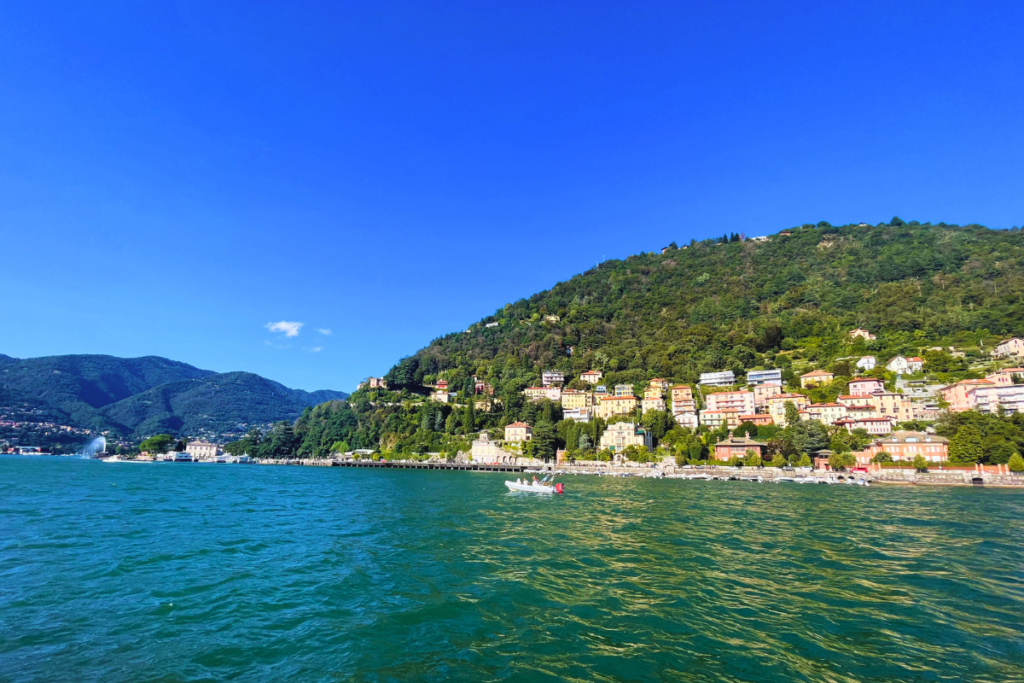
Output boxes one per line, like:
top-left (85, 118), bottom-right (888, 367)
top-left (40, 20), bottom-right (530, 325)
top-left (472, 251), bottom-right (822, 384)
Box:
top-left (828, 451), bottom-right (855, 471)
top-left (871, 451), bottom-right (893, 463)
top-left (949, 425), bottom-right (983, 464)
top-left (330, 440), bottom-right (350, 454)
top-left (797, 454), bottom-right (812, 468)
top-left (784, 401), bottom-right (802, 427)
top-left (579, 432), bottom-right (592, 451)
top-left (1008, 453), bottom-right (1024, 473)
top-left (913, 454), bottom-right (928, 472)
top-left (769, 454), bottom-right (785, 467)
top-left (139, 434), bottom-right (173, 454)
top-left (743, 449), bottom-right (762, 467)
top-left (463, 399), bottom-right (476, 435)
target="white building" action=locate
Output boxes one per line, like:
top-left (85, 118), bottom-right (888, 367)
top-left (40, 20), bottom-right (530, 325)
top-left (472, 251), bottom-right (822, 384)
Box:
top-left (542, 370), bottom-right (565, 387)
top-left (699, 370), bottom-right (736, 387)
top-left (856, 356), bottom-right (877, 371)
top-left (886, 356), bottom-right (924, 374)
top-left (598, 422), bottom-right (652, 455)
top-left (563, 408), bottom-right (593, 423)
top-left (186, 441), bottom-right (219, 460)
top-left (746, 369), bottom-right (782, 386)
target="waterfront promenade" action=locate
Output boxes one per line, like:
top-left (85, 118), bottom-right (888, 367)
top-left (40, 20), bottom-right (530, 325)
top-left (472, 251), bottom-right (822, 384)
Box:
top-left (249, 457), bottom-right (1024, 487)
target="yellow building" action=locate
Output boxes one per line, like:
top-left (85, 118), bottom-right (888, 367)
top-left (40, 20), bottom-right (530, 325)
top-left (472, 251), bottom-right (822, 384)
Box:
top-left (800, 369), bottom-right (835, 388)
top-left (872, 391), bottom-right (914, 422)
top-left (560, 390), bottom-right (593, 410)
top-left (767, 393), bottom-right (811, 426)
top-left (504, 422), bottom-right (532, 442)
top-left (596, 395), bottom-right (638, 419)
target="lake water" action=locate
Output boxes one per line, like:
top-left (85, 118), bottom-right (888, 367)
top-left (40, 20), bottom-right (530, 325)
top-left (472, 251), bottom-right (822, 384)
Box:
top-left (1, 455), bottom-right (1023, 682)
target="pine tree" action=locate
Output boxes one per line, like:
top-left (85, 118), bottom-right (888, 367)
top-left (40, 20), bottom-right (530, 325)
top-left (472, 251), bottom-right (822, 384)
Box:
top-left (463, 399), bottom-right (476, 435)
top-left (1008, 453), bottom-right (1024, 473)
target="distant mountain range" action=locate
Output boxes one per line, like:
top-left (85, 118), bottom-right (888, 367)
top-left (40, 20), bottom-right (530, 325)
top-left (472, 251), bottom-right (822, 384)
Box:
top-left (0, 354), bottom-right (348, 439)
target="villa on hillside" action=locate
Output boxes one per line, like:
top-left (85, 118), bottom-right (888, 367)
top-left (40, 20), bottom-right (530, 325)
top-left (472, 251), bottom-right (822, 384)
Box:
top-left (993, 338), bottom-right (1024, 358)
top-left (580, 370), bottom-right (603, 385)
top-left (856, 356), bottom-right (877, 371)
top-left (504, 422), bottom-right (532, 442)
top-left (541, 370), bottom-right (565, 387)
top-left (886, 356), bottom-right (923, 374)
top-left (848, 377), bottom-right (885, 396)
top-left (699, 370), bottom-right (736, 387)
top-left (597, 395), bottom-right (638, 419)
top-left (746, 369), bottom-right (783, 386)
top-left (849, 328), bottom-right (876, 340)
top-left (800, 369), bottom-right (834, 388)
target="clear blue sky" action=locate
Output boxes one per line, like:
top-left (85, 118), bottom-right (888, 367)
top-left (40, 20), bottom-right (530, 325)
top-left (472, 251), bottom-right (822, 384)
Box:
top-left (2, 1), bottom-right (1022, 392)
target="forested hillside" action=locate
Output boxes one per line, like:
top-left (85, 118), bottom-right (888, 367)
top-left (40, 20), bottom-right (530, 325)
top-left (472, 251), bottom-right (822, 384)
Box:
top-left (101, 372), bottom-right (349, 437)
top-left (0, 354), bottom-right (347, 443)
top-left (271, 219), bottom-right (1024, 461)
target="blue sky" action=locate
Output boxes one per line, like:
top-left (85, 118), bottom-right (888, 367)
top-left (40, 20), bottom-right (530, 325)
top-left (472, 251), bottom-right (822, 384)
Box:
top-left (1, 1), bottom-right (1022, 392)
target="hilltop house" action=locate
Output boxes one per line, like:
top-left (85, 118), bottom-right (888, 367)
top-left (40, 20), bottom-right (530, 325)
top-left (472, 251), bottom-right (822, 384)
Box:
top-left (856, 356), bottom-right (877, 371)
top-left (886, 356), bottom-right (923, 374)
top-left (993, 338), bottom-right (1024, 358)
top-left (580, 370), bottom-right (603, 385)
top-left (848, 377), bottom-right (885, 396)
top-left (800, 369), bottom-right (834, 388)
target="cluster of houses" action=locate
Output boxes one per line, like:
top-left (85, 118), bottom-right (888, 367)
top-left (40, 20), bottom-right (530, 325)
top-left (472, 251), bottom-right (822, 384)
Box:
top-left (516, 367), bottom-right (926, 439)
top-left (715, 430), bottom-right (951, 468)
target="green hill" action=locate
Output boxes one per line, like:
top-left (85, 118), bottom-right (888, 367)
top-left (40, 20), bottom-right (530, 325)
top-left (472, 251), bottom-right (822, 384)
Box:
top-left (101, 371), bottom-right (349, 437)
top-left (279, 219), bottom-right (1024, 460)
top-left (0, 354), bottom-right (348, 440)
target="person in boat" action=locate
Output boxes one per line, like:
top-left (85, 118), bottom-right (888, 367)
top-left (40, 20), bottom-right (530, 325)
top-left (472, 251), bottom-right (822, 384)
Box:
top-left (532, 476), bottom-right (540, 485)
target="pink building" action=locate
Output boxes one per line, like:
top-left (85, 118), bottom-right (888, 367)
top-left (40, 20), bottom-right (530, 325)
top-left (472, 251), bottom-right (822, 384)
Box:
top-left (848, 377), bottom-right (885, 396)
top-left (940, 379), bottom-right (995, 412)
top-left (753, 382), bottom-right (784, 407)
top-left (835, 416), bottom-right (894, 436)
top-left (705, 390), bottom-right (755, 414)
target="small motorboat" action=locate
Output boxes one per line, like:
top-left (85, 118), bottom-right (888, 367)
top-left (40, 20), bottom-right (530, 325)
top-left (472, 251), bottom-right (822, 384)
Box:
top-left (505, 476), bottom-right (563, 494)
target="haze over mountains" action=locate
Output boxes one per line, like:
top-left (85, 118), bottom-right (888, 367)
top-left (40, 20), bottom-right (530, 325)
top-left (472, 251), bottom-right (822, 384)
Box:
top-left (0, 354), bottom-right (347, 438)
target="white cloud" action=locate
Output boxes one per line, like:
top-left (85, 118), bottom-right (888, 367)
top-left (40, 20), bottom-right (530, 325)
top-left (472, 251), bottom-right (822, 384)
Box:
top-left (266, 321), bottom-right (303, 337)
top-left (318, 328), bottom-right (332, 336)
top-left (310, 346), bottom-right (322, 353)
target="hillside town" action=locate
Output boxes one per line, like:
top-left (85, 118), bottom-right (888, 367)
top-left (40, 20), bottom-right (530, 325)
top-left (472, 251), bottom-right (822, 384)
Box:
top-left (379, 330), bottom-right (1024, 474)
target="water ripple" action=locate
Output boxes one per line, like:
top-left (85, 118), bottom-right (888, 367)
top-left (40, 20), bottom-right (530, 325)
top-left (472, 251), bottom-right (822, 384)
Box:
top-left (1, 456), bottom-right (1023, 682)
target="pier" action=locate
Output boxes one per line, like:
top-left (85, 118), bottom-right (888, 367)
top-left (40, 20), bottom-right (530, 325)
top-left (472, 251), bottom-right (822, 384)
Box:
top-left (255, 458), bottom-right (527, 472)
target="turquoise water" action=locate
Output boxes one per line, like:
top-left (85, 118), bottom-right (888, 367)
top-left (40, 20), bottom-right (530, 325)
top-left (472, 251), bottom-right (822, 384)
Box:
top-left (1, 456), bottom-right (1023, 682)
